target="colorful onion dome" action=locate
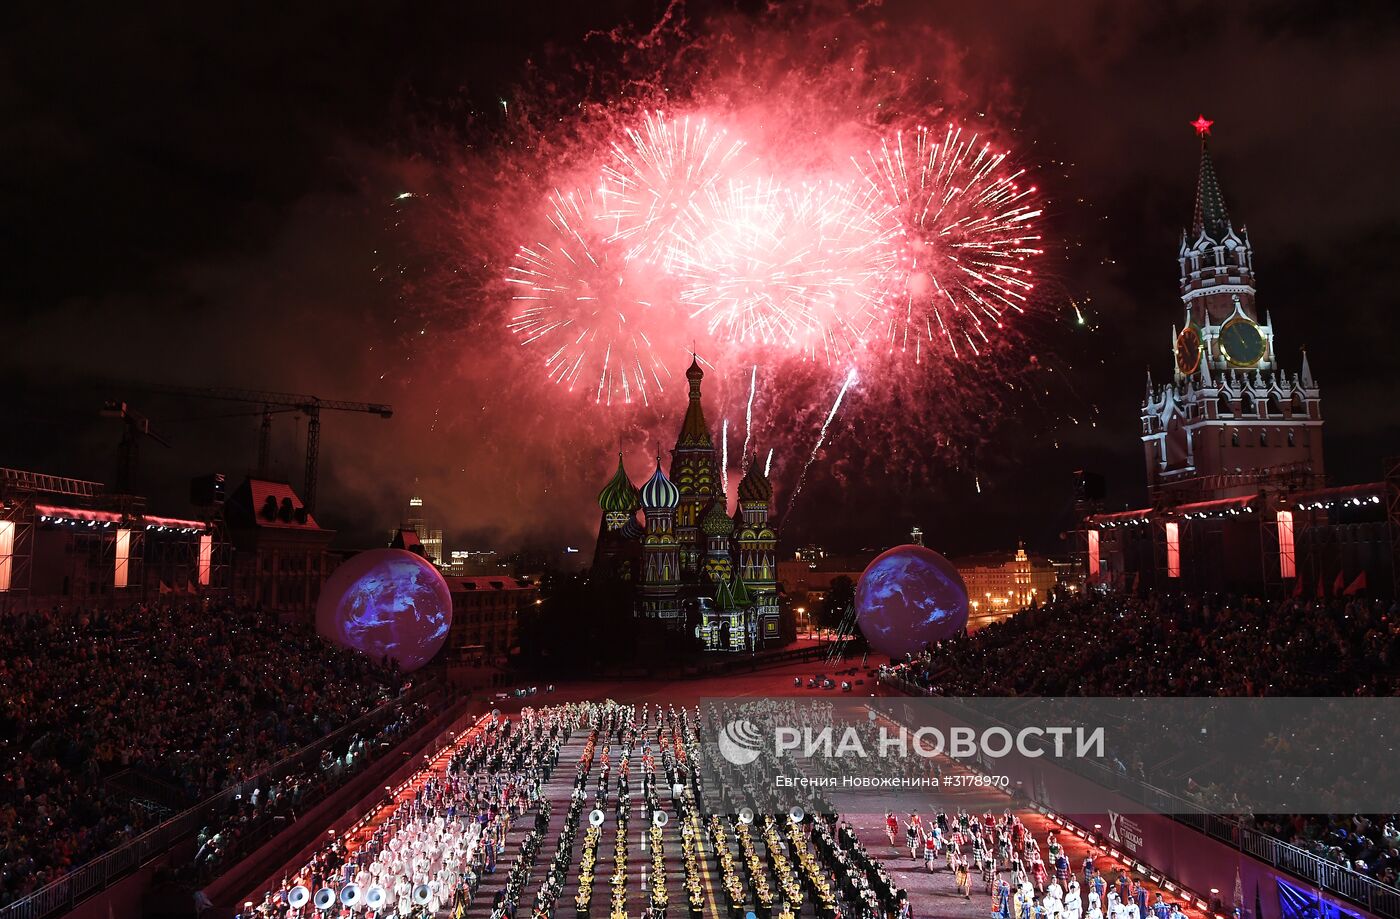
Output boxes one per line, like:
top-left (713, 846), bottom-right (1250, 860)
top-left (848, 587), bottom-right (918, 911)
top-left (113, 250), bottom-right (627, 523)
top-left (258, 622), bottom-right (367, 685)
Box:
top-left (686, 355), bottom-right (704, 382)
top-left (701, 495), bottom-right (734, 536)
top-left (598, 454), bottom-right (640, 514)
top-left (639, 457), bottom-right (680, 510)
top-left (737, 456), bottom-right (773, 503)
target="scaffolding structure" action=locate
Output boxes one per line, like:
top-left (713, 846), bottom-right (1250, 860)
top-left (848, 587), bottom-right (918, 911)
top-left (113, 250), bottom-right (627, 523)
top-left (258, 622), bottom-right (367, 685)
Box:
top-left (0, 468), bottom-right (105, 609)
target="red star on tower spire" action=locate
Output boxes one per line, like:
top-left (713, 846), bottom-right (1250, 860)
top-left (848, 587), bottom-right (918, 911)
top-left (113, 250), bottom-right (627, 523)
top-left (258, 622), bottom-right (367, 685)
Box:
top-left (1190, 114), bottom-right (1214, 137)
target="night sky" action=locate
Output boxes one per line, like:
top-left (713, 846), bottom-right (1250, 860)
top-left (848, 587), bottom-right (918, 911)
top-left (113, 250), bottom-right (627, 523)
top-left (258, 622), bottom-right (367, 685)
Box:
top-left (3, 1), bottom-right (1399, 559)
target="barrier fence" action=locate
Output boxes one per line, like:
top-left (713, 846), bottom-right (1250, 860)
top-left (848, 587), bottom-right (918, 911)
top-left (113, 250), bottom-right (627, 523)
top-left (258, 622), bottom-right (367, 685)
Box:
top-left (0, 682), bottom-right (435, 919)
top-left (878, 673), bottom-right (1400, 919)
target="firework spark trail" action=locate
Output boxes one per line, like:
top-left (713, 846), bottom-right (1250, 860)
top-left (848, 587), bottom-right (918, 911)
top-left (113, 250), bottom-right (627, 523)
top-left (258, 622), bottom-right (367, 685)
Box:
top-left (785, 366), bottom-right (858, 517)
top-left (721, 417), bottom-right (729, 494)
top-left (764, 448), bottom-right (774, 478)
top-left (742, 364), bottom-right (757, 470)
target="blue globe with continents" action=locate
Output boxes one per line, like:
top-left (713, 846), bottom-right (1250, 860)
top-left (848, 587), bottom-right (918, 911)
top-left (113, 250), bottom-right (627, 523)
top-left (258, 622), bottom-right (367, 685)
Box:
top-left (315, 548), bottom-right (453, 672)
top-left (855, 544), bottom-right (969, 658)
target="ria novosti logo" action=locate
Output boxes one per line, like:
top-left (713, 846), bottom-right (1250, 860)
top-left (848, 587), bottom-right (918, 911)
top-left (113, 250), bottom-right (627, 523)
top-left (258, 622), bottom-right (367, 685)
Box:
top-left (716, 719), bottom-right (1105, 766)
top-left (717, 719), bottom-right (765, 766)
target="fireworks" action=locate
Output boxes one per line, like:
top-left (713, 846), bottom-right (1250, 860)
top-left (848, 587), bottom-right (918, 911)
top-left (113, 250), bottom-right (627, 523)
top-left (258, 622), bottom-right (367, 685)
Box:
top-left (510, 115), bottom-right (1041, 392)
top-left (491, 101), bottom-right (1047, 512)
top-left (600, 111), bottom-right (746, 266)
top-left (672, 179), bottom-right (884, 357)
top-left (505, 189), bottom-right (672, 406)
top-left (855, 125), bottom-right (1044, 361)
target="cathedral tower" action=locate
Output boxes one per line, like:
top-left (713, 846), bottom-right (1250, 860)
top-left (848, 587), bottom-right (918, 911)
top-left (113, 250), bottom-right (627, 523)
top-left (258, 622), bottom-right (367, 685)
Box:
top-left (639, 458), bottom-right (682, 621)
top-left (1142, 118), bottom-right (1324, 503)
top-left (735, 456), bottom-right (779, 645)
top-left (593, 454), bottom-right (642, 580)
top-left (672, 356), bottom-right (718, 577)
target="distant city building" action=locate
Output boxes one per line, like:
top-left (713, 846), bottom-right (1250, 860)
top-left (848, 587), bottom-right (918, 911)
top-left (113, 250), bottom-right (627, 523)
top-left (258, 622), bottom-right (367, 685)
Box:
top-left (954, 543), bottom-right (1057, 628)
top-left (776, 552), bottom-right (878, 612)
top-left (444, 575), bottom-right (535, 662)
top-left (393, 495), bottom-right (444, 564)
top-left (446, 549), bottom-right (501, 576)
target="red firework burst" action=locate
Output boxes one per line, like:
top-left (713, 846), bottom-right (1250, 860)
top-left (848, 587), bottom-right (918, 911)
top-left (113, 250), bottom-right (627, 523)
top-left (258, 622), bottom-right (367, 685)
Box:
top-left (856, 125), bottom-right (1043, 362)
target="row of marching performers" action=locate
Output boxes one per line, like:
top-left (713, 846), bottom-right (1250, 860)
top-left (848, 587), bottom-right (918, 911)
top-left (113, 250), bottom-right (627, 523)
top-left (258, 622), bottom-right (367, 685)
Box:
top-left (686, 703), bottom-right (911, 919)
top-left (235, 704), bottom-right (580, 919)
top-left (887, 810), bottom-right (1196, 919)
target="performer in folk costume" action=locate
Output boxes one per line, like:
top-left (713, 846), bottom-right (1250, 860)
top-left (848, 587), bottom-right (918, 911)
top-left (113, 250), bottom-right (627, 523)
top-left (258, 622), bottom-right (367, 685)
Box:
top-left (1047, 879), bottom-right (1064, 903)
top-left (1045, 888), bottom-right (1065, 919)
top-left (1082, 856), bottom-right (1096, 886)
top-left (1056, 853), bottom-right (1071, 888)
top-left (993, 877), bottom-right (1012, 919)
top-left (1152, 893), bottom-right (1171, 919)
top-left (1134, 883), bottom-right (1149, 919)
top-left (1091, 872), bottom-right (1107, 907)
top-left (886, 813), bottom-right (899, 848)
top-left (1032, 854), bottom-right (1050, 893)
top-left (1011, 884), bottom-right (1031, 919)
top-left (949, 854), bottom-right (967, 898)
top-left (923, 831), bottom-right (938, 872)
top-left (906, 818), bottom-right (921, 860)
top-left (1116, 873), bottom-right (1131, 905)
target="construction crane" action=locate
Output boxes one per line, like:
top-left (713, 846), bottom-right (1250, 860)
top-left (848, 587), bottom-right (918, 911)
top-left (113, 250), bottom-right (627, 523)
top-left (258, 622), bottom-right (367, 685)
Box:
top-left (101, 400), bottom-right (172, 495)
top-left (102, 383), bottom-right (393, 513)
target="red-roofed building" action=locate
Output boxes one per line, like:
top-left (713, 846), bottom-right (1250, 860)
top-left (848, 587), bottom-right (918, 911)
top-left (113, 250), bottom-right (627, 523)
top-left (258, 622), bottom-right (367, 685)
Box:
top-left (224, 477), bottom-right (334, 612)
top-left (444, 575), bottom-right (536, 662)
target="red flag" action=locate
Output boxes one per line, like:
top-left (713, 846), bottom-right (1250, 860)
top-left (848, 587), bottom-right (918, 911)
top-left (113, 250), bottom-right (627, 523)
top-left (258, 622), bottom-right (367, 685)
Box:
top-left (1344, 571), bottom-right (1368, 596)
top-left (1333, 570), bottom-right (1346, 595)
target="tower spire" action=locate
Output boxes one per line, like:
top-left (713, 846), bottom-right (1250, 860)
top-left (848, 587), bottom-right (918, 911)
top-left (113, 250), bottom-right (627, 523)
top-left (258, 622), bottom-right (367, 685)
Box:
top-left (1191, 115), bottom-right (1231, 241)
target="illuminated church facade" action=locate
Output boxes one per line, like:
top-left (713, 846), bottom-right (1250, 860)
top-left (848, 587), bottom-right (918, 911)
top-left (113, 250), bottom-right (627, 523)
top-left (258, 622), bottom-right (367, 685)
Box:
top-left (593, 358), bottom-right (781, 650)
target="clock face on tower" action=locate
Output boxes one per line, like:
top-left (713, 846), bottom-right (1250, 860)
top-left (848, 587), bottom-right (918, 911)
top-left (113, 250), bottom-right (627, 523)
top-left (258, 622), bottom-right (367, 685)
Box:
top-left (1175, 325), bottom-right (1202, 375)
top-left (1219, 316), bottom-right (1267, 367)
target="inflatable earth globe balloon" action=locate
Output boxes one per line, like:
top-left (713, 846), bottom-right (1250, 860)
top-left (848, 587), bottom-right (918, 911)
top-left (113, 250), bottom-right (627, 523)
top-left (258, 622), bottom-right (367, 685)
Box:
top-left (315, 548), bottom-right (453, 672)
top-left (855, 544), bottom-right (969, 658)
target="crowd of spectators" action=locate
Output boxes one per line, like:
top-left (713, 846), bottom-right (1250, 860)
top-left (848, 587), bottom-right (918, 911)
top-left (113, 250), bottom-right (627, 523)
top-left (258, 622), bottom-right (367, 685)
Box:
top-left (887, 592), bottom-right (1398, 697)
top-left (881, 591), bottom-right (1400, 886)
top-left (0, 600), bottom-right (410, 908)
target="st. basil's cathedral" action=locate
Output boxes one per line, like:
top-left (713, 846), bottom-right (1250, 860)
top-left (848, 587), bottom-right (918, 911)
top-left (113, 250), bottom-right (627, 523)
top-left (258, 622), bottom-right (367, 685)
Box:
top-left (592, 357), bottom-right (781, 650)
